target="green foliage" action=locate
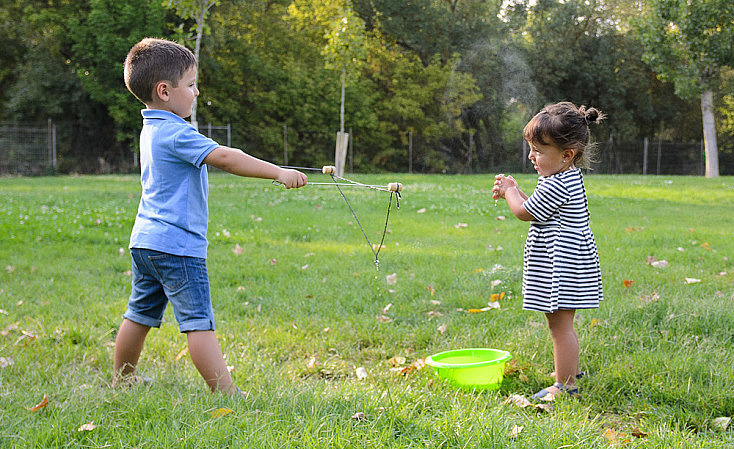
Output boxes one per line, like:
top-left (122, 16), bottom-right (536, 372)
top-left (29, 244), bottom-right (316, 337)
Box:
top-left (634, 0), bottom-right (734, 97)
top-left (67, 0), bottom-right (168, 140)
top-left (2, 0), bottom-right (734, 173)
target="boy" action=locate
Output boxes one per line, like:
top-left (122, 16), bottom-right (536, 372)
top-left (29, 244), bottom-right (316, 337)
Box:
top-left (114, 38), bottom-right (307, 395)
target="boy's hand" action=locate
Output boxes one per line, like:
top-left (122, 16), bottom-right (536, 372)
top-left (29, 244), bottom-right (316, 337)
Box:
top-left (276, 168), bottom-right (307, 189)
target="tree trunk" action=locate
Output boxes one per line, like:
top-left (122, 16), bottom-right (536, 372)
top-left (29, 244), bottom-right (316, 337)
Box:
top-left (190, 1), bottom-right (216, 129)
top-left (190, 14), bottom-right (204, 129)
top-left (701, 89), bottom-right (719, 178)
top-left (340, 69), bottom-right (346, 133)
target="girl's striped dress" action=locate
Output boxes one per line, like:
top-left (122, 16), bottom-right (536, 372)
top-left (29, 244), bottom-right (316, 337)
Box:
top-left (521, 168), bottom-right (603, 312)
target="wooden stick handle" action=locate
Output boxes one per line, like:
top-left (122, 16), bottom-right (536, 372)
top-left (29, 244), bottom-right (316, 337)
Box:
top-left (387, 182), bottom-right (402, 192)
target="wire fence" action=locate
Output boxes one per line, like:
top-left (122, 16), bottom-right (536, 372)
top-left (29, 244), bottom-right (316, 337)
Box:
top-left (593, 138), bottom-right (705, 175)
top-left (0, 121), bottom-right (56, 175)
top-left (0, 120), bottom-right (726, 176)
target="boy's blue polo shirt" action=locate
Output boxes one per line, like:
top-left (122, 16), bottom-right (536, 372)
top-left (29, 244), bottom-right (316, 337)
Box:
top-left (129, 109), bottom-right (219, 259)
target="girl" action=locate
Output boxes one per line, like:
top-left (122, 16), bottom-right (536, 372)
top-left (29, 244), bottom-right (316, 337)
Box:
top-left (492, 102), bottom-right (604, 400)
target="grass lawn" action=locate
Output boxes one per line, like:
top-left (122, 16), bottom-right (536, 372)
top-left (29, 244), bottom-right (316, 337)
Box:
top-left (0, 172), bottom-right (732, 448)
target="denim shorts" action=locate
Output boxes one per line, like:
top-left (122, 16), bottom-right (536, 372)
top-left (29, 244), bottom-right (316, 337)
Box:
top-left (124, 248), bottom-right (215, 332)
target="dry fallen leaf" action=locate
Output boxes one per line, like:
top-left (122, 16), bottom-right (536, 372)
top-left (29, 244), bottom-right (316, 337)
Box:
top-left (631, 427), bottom-right (648, 438)
top-left (640, 292), bottom-right (660, 303)
top-left (468, 302), bottom-right (500, 313)
top-left (417, 208), bottom-right (426, 214)
top-left (455, 223), bottom-right (468, 229)
top-left (509, 425), bottom-right (523, 439)
top-left (651, 260), bottom-right (669, 268)
top-left (427, 285), bottom-right (435, 296)
top-left (602, 428), bottom-right (630, 445)
top-left (386, 273), bottom-right (398, 285)
top-left (232, 244), bottom-right (243, 255)
top-left (623, 279), bottom-right (634, 288)
top-left (269, 258), bottom-right (277, 265)
top-left (427, 310), bottom-right (443, 317)
top-left (14, 331), bottom-right (36, 347)
top-left (0, 356), bottom-right (12, 368)
top-left (376, 314), bottom-right (393, 323)
top-left (684, 278), bottom-right (701, 284)
top-left (387, 356), bottom-right (406, 367)
top-left (77, 422), bottom-right (97, 432)
top-left (355, 367), bottom-right (368, 380)
top-left (489, 292), bottom-right (506, 302)
top-left (210, 408), bottom-right (233, 418)
top-left (712, 417), bottom-right (731, 432)
top-left (351, 411), bottom-right (365, 420)
top-left (437, 324), bottom-right (447, 334)
top-left (503, 394), bottom-right (551, 411)
top-left (306, 356), bottom-right (317, 369)
top-left (30, 394), bottom-right (48, 412)
top-left (505, 394), bottom-right (531, 408)
top-left (174, 347), bottom-right (188, 362)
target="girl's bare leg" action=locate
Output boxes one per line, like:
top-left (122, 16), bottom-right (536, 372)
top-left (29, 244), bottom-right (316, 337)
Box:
top-left (545, 309), bottom-right (579, 387)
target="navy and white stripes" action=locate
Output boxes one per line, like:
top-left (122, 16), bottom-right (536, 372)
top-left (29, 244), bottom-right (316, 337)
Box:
top-left (521, 168), bottom-right (603, 313)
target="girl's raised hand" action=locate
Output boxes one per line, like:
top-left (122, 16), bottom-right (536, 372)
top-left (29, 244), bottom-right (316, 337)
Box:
top-left (492, 174), bottom-right (517, 200)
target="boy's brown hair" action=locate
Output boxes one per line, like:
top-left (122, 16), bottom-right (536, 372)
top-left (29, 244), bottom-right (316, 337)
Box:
top-left (124, 38), bottom-right (197, 104)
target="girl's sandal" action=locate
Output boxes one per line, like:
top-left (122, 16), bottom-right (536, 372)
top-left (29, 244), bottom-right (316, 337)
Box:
top-left (530, 382), bottom-right (579, 401)
top-left (550, 371), bottom-right (585, 380)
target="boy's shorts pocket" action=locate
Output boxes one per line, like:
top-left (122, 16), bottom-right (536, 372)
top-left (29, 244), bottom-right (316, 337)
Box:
top-left (148, 253), bottom-right (188, 292)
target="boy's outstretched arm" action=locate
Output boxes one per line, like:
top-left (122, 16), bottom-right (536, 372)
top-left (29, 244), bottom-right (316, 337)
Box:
top-left (203, 146), bottom-right (307, 189)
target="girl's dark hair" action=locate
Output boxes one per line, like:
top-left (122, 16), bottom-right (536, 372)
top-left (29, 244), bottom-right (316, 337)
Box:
top-left (523, 102), bottom-right (605, 168)
top-left (124, 38), bottom-right (197, 104)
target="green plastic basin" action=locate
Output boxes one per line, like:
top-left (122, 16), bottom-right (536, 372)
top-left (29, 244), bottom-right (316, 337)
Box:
top-left (425, 348), bottom-right (512, 390)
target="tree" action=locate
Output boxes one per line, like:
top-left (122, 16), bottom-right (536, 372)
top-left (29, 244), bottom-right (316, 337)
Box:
top-left (635, 0), bottom-right (734, 177)
top-left (288, 0), bottom-right (368, 174)
top-left (166, 0), bottom-right (218, 128)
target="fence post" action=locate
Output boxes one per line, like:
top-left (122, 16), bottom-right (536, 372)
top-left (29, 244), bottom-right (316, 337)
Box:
top-left (656, 136), bottom-right (662, 175)
top-left (468, 132), bottom-right (473, 174)
top-left (226, 123), bottom-right (231, 147)
top-left (334, 131), bottom-right (348, 177)
top-left (408, 130), bottom-right (413, 174)
top-left (522, 140), bottom-right (528, 173)
top-left (47, 119), bottom-right (52, 168)
top-left (52, 121), bottom-right (56, 170)
top-left (349, 127), bottom-right (353, 174)
top-left (283, 124), bottom-right (288, 165)
top-left (643, 137), bottom-right (648, 175)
